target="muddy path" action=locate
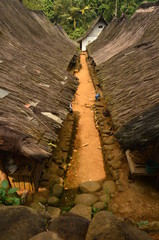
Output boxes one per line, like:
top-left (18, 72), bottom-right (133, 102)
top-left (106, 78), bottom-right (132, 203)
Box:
top-left (64, 53), bottom-right (106, 189)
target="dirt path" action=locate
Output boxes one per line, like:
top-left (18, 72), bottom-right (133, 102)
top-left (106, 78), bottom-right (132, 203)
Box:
top-left (65, 53), bottom-right (106, 189)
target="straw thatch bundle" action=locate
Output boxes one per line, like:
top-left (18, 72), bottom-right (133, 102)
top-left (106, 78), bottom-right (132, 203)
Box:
top-left (88, 2), bottom-right (159, 150)
top-left (0, 0), bottom-right (78, 160)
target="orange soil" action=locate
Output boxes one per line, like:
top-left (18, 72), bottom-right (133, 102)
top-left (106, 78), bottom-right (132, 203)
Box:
top-left (65, 53), bottom-right (106, 189)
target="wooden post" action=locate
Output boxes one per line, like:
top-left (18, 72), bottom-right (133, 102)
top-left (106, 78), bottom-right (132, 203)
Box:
top-left (0, 158), bottom-right (7, 183)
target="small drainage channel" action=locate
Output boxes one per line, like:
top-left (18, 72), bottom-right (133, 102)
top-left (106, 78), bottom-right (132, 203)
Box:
top-left (60, 53), bottom-right (107, 209)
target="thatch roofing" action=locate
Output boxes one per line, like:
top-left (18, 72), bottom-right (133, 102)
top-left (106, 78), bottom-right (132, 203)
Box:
top-left (87, 2), bottom-right (159, 150)
top-left (77, 15), bottom-right (107, 43)
top-left (0, 0), bottom-right (78, 160)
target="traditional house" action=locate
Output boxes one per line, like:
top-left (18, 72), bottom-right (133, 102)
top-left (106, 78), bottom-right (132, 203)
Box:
top-left (87, 2), bottom-right (159, 177)
top-left (77, 15), bottom-right (107, 51)
top-left (0, 0), bottom-right (78, 192)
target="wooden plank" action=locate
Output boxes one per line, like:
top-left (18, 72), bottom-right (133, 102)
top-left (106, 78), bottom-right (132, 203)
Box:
top-left (126, 150), bottom-right (135, 175)
top-left (126, 150), bottom-right (159, 176)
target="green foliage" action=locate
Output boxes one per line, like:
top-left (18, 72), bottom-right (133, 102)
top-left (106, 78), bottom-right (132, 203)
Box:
top-left (0, 180), bottom-right (20, 205)
top-left (22, 0), bottom-right (44, 10)
top-left (137, 220), bottom-right (149, 228)
top-left (91, 206), bottom-right (100, 217)
top-left (22, 0), bottom-right (158, 39)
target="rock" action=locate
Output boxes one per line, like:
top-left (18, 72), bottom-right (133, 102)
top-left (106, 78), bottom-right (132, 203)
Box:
top-left (86, 211), bottom-right (152, 240)
top-left (79, 181), bottom-right (101, 193)
top-left (102, 180), bottom-right (117, 194)
top-left (52, 184), bottom-right (63, 198)
top-left (55, 159), bottom-right (63, 164)
top-left (93, 202), bottom-right (106, 211)
top-left (29, 231), bottom-right (63, 240)
top-left (140, 221), bottom-right (159, 231)
top-left (70, 205), bottom-right (92, 220)
top-left (103, 137), bottom-right (114, 145)
top-left (108, 159), bottom-right (121, 170)
top-left (48, 212), bottom-right (90, 240)
top-left (0, 206), bottom-right (47, 240)
top-left (30, 202), bottom-right (46, 214)
top-left (57, 168), bottom-right (65, 177)
top-left (75, 194), bottom-right (98, 206)
top-left (33, 196), bottom-right (48, 205)
top-left (50, 175), bottom-right (64, 185)
top-left (47, 207), bottom-right (61, 219)
top-left (48, 196), bottom-right (59, 207)
top-left (59, 163), bottom-right (67, 172)
top-left (111, 169), bottom-right (119, 181)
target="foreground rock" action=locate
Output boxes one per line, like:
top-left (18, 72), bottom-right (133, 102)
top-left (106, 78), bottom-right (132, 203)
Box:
top-left (79, 181), bottom-right (101, 193)
top-left (75, 194), bottom-right (98, 206)
top-left (48, 212), bottom-right (90, 240)
top-left (0, 206), bottom-right (47, 240)
top-left (86, 211), bottom-right (153, 240)
top-left (70, 205), bottom-right (92, 220)
top-left (29, 231), bottom-right (63, 240)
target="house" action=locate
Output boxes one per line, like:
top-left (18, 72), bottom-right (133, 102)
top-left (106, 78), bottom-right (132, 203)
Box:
top-left (87, 3), bottom-right (159, 168)
top-left (77, 15), bottom-right (107, 51)
top-left (0, 0), bottom-right (78, 192)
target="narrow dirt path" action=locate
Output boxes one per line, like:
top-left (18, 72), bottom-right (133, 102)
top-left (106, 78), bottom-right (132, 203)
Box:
top-left (65, 53), bottom-right (106, 189)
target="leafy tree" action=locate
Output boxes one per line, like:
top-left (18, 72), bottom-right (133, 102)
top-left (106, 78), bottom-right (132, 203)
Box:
top-left (22, 0), bottom-right (158, 39)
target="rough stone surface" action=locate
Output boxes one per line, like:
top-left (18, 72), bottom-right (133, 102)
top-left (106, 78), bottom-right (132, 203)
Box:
top-left (103, 137), bottom-right (114, 145)
top-left (86, 211), bottom-right (152, 240)
top-left (30, 202), bottom-right (46, 214)
top-left (52, 184), bottom-right (64, 198)
top-left (93, 202), bottom-right (106, 211)
top-left (70, 205), bottom-right (92, 220)
top-left (48, 212), bottom-right (90, 240)
top-left (47, 207), bottom-right (61, 219)
top-left (108, 159), bottom-right (121, 170)
top-left (48, 196), bottom-right (59, 207)
top-left (140, 221), bottom-right (159, 231)
top-left (75, 194), bottom-right (98, 206)
top-left (50, 175), bottom-right (64, 185)
top-left (103, 180), bottom-right (117, 194)
top-left (0, 206), bottom-right (47, 240)
top-left (33, 196), bottom-right (48, 205)
top-left (29, 231), bottom-right (63, 240)
top-left (79, 181), bottom-right (101, 193)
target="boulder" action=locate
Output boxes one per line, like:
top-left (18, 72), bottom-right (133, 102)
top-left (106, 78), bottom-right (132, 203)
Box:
top-left (52, 184), bottom-right (63, 198)
top-left (75, 194), bottom-right (98, 206)
top-left (48, 212), bottom-right (90, 240)
top-left (48, 196), bottom-right (59, 207)
top-left (102, 180), bottom-right (117, 194)
top-left (29, 231), bottom-right (63, 240)
top-left (86, 211), bottom-right (153, 240)
top-left (0, 206), bottom-right (47, 240)
top-left (70, 205), bottom-right (92, 220)
top-left (47, 207), bottom-right (61, 219)
top-left (93, 202), bottom-right (106, 211)
top-left (79, 181), bottom-right (101, 193)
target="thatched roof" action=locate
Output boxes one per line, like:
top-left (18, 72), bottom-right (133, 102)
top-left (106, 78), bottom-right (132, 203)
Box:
top-left (87, 2), bottom-right (159, 150)
top-left (0, 0), bottom-right (78, 160)
top-left (77, 15), bottom-right (107, 43)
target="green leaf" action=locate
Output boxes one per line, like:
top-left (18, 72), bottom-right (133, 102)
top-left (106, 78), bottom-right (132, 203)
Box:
top-left (1, 180), bottom-right (8, 190)
top-left (0, 188), bottom-right (6, 197)
top-left (8, 188), bottom-right (19, 195)
top-left (5, 197), bottom-right (20, 205)
top-left (14, 198), bottom-right (21, 205)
